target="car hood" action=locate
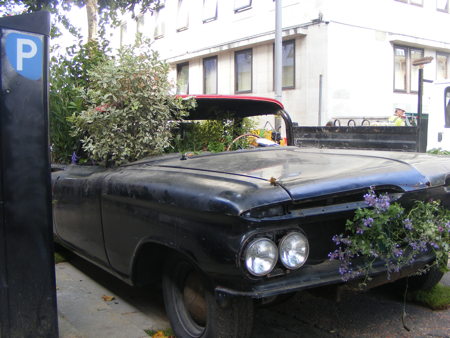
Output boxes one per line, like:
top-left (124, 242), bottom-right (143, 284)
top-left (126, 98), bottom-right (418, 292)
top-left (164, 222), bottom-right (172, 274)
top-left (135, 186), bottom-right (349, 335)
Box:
top-left (151, 147), bottom-right (450, 202)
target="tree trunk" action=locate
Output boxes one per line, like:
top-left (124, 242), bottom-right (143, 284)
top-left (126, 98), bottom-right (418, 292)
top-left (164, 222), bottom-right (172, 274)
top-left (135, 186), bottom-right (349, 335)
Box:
top-left (86, 0), bottom-right (98, 41)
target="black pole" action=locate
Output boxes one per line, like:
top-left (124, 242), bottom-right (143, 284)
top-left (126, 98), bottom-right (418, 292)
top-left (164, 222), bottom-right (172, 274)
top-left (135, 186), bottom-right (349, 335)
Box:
top-left (416, 67), bottom-right (423, 152)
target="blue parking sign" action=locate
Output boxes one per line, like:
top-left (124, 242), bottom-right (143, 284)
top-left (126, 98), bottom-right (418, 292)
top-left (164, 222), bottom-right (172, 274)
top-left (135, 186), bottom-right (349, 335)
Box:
top-left (5, 32), bottom-right (43, 80)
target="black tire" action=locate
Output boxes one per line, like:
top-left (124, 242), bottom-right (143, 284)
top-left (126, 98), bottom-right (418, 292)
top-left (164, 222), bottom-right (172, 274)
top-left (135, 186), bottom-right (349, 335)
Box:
top-left (162, 256), bottom-right (254, 338)
top-left (395, 258), bottom-right (447, 292)
top-left (406, 264), bottom-right (445, 291)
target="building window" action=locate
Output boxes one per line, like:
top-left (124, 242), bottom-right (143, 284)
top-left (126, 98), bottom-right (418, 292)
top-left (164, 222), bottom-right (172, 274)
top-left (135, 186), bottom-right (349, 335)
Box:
top-left (394, 46), bottom-right (424, 93)
top-left (120, 23), bottom-right (127, 46)
top-left (445, 87), bottom-right (450, 128)
top-left (395, 0), bottom-right (423, 4)
top-left (203, 0), bottom-right (218, 23)
top-left (176, 0), bottom-right (189, 32)
top-left (203, 56), bottom-right (218, 94)
top-left (177, 62), bottom-right (189, 94)
top-left (136, 15), bottom-right (145, 34)
top-left (274, 40), bottom-right (295, 89)
top-left (154, 5), bottom-right (165, 39)
top-left (437, 0), bottom-right (449, 12)
top-left (235, 49), bottom-right (252, 93)
top-left (437, 53), bottom-right (449, 80)
top-left (234, 0), bottom-right (252, 12)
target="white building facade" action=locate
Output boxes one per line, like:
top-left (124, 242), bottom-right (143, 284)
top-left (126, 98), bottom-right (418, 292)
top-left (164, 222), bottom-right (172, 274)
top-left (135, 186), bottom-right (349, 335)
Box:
top-left (115, 0), bottom-right (450, 126)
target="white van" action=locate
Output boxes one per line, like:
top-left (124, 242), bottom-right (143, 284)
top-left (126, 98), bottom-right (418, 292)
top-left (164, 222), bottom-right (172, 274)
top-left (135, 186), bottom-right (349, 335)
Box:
top-left (425, 80), bottom-right (450, 151)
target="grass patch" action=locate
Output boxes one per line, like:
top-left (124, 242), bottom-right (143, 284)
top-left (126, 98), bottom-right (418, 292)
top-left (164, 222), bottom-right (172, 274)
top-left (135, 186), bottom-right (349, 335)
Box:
top-left (144, 328), bottom-right (174, 337)
top-left (413, 284), bottom-right (450, 310)
top-left (54, 251), bottom-right (67, 264)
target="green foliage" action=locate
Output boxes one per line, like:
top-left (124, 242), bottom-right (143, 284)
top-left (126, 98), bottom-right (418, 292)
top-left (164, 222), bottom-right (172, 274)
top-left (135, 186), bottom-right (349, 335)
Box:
top-left (0, 0), bottom-right (160, 40)
top-left (428, 148), bottom-right (450, 156)
top-left (70, 40), bottom-right (195, 166)
top-left (50, 40), bottom-right (109, 163)
top-left (172, 118), bottom-right (256, 153)
top-left (330, 188), bottom-right (450, 286)
top-left (413, 284), bottom-right (450, 310)
top-left (54, 252), bottom-right (67, 264)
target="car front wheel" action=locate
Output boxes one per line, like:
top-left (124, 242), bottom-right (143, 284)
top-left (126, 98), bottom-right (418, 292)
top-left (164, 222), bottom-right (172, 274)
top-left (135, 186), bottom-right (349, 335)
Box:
top-left (162, 256), bottom-right (254, 338)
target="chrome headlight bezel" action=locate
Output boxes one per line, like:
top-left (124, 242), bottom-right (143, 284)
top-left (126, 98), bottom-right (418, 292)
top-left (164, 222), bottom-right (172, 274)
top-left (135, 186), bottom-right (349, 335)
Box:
top-left (278, 232), bottom-right (309, 270)
top-left (244, 237), bottom-right (279, 277)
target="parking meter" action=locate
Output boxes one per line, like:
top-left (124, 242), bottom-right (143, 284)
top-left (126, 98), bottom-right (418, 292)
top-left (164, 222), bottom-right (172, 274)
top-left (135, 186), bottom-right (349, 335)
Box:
top-left (0, 11), bottom-right (58, 337)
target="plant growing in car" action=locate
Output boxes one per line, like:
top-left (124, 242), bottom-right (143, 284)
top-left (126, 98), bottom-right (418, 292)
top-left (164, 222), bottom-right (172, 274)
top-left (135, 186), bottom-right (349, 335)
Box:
top-left (171, 117), bottom-right (255, 153)
top-left (329, 188), bottom-right (450, 286)
top-left (50, 40), bottom-right (109, 163)
top-left (70, 38), bottom-right (196, 166)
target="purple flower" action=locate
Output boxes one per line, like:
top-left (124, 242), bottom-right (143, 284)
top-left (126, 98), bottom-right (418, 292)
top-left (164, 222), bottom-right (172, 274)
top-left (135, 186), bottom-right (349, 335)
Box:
top-left (364, 191), bottom-right (377, 207)
top-left (332, 235), bottom-right (341, 245)
top-left (375, 195), bottom-right (390, 211)
top-left (409, 242), bottom-right (419, 250)
top-left (403, 218), bottom-right (413, 230)
top-left (356, 228), bottom-right (364, 234)
top-left (341, 238), bottom-right (352, 246)
top-left (438, 226), bottom-right (444, 233)
top-left (393, 248), bottom-right (403, 258)
top-left (339, 266), bottom-right (349, 275)
top-left (430, 242), bottom-right (440, 250)
top-left (328, 250), bottom-right (339, 260)
top-left (363, 217), bottom-right (374, 228)
top-left (71, 152), bottom-right (79, 164)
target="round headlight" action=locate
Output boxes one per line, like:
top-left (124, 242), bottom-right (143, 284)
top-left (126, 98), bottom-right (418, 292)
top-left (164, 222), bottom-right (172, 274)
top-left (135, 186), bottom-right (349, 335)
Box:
top-left (244, 238), bottom-right (278, 276)
top-left (279, 232), bottom-right (309, 270)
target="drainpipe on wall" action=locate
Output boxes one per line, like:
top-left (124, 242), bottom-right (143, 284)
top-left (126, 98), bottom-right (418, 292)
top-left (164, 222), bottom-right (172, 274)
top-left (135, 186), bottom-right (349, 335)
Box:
top-left (318, 74), bottom-right (323, 125)
top-left (274, 0), bottom-right (282, 131)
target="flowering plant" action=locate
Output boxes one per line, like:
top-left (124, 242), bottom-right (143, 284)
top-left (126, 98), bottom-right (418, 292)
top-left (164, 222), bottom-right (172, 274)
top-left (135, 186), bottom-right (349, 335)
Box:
top-left (329, 188), bottom-right (450, 284)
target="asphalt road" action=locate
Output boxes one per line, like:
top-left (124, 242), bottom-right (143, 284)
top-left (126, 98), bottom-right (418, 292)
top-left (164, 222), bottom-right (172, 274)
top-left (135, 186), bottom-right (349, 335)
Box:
top-left (57, 255), bottom-right (450, 338)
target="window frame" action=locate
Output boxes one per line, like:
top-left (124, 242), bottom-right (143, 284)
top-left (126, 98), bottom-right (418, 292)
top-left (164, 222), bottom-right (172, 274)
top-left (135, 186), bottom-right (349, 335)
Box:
top-left (437, 52), bottom-right (449, 81)
top-left (234, 0), bottom-right (252, 13)
top-left (234, 48), bottom-right (253, 94)
top-left (203, 56), bottom-right (218, 94)
top-left (203, 0), bottom-right (218, 23)
top-left (393, 45), bottom-right (424, 94)
top-left (176, 62), bottom-right (189, 95)
top-left (410, 0), bottom-right (423, 6)
top-left (436, 0), bottom-right (449, 12)
top-left (176, 0), bottom-right (189, 32)
top-left (120, 23), bottom-right (128, 47)
top-left (395, 0), bottom-right (423, 4)
top-left (136, 15), bottom-right (145, 34)
top-left (154, 4), bottom-right (166, 39)
top-left (273, 39), bottom-right (296, 90)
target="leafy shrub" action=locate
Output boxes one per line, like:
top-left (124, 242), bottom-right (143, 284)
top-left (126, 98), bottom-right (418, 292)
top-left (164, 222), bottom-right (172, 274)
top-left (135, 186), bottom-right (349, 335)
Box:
top-left (50, 40), bottom-right (108, 163)
top-left (70, 40), bottom-right (195, 166)
top-left (329, 188), bottom-right (450, 286)
top-left (172, 118), bottom-right (255, 153)
top-left (428, 148), bottom-right (450, 156)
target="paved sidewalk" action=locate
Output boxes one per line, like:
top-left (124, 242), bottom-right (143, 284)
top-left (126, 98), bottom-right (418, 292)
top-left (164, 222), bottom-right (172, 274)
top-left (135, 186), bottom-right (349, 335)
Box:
top-left (56, 256), bottom-right (450, 338)
top-left (56, 259), bottom-right (169, 338)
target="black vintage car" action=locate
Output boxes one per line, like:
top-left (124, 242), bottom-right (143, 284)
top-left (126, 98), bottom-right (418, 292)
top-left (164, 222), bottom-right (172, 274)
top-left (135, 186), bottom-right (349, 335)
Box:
top-left (52, 95), bottom-right (450, 338)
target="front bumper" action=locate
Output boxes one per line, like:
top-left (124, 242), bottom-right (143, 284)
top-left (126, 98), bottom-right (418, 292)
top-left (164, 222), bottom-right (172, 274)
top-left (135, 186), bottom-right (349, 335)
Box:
top-left (215, 252), bottom-right (435, 299)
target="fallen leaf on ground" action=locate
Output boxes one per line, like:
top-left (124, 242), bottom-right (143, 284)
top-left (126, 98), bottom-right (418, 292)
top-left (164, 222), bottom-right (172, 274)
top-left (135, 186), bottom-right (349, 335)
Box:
top-left (102, 295), bottom-right (115, 302)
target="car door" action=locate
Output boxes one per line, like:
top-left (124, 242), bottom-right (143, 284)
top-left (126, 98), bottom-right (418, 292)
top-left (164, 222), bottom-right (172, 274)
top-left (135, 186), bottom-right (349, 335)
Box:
top-left (52, 165), bottom-right (109, 265)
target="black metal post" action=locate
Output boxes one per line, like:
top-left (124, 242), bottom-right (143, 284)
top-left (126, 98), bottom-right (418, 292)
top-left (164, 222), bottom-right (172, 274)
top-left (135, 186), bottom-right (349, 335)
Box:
top-left (0, 11), bottom-right (58, 337)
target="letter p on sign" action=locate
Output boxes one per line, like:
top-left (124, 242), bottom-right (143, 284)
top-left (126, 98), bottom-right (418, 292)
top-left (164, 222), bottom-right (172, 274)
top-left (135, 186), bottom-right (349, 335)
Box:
top-left (16, 38), bottom-right (37, 71)
top-left (5, 32), bottom-right (43, 80)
